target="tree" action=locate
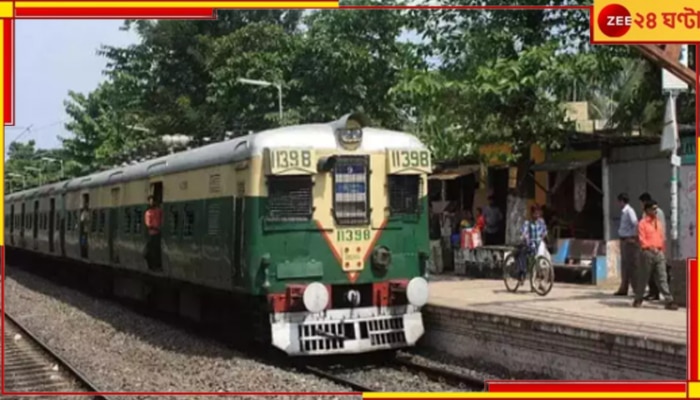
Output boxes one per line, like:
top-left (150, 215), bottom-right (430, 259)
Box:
top-left (392, 1), bottom-right (636, 241)
top-left (5, 140), bottom-right (68, 191)
top-left (290, 1), bottom-right (422, 129)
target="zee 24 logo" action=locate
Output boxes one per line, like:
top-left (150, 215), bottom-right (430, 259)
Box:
top-left (597, 3), bottom-right (664, 37)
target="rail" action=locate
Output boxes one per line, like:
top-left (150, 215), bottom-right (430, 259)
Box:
top-left (3, 311), bottom-right (111, 399)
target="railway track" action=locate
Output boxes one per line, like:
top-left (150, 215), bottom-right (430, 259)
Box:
top-left (301, 354), bottom-right (486, 392)
top-left (3, 311), bottom-right (109, 399)
top-left (394, 355), bottom-right (487, 391)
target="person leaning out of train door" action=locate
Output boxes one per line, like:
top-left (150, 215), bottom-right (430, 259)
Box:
top-left (143, 195), bottom-right (163, 272)
top-left (79, 201), bottom-right (90, 258)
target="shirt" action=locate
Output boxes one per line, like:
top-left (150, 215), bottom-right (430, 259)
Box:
top-left (638, 214), bottom-right (665, 251)
top-left (655, 207), bottom-right (666, 234)
top-left (617, 204), bottom-right (638, 238)
top-left (145, 207), bottom-right (163, 234)
top-left (475, 215), bottom-right (486, 232)
top-left (483, 206), bottom-right (502, 234)
top-left (521, 218), bottom-right (547, 252)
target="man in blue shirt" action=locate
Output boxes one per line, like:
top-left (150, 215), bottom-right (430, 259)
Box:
top-left (614, 193), bottom-right (639, 296)
top-left (516, 205), bottom-right (548, 282)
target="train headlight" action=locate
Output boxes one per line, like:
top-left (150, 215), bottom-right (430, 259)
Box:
top-left (371, 246), bottom-right (392, 271)
top-left (406, 277), bottom-right (429, 307)
top-left (303, 282), bottom-right (329, 313)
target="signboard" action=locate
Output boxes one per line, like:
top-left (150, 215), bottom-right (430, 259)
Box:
top-left (264, 148), bottom-right (317, 175)
top-left (386, 149), bottom-right (432, 174)
top-left (592, 0), bottom-right (700, 43)
top-left (662, 44), bottom-right (689, 91)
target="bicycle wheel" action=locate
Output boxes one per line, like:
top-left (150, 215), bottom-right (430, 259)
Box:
top-left (502, 253), bottom-right (522, 292)
top-left (530, 256), bottom-right (554, 296)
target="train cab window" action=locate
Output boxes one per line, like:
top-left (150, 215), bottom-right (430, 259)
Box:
top-left (332, 156), bottom-right (370, 225)
top-left (388, 175), bottom-right (421, 216)
top-left (184, 206), bottom-right (195, 237)
top-left (266, 176), bottom-right (313, 222)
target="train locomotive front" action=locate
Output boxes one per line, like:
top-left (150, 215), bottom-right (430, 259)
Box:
top-left (254, 114), bottom-right (432, 355)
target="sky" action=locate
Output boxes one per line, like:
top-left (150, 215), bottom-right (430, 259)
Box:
top-left (7, 21), bottom-right (139, 154)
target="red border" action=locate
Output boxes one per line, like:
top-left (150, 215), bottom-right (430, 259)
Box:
top-left (2, 4), bottom-right (700, 399)
top-left (3, 19), bottom-right (12, 125)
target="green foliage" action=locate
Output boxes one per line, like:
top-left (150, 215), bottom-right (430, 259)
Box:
top-left (5, 141), bottom-right (68, 192)
top-left (7, 4), bottom-right (694, 192)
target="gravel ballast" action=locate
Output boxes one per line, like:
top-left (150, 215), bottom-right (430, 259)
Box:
top-left (4, 267), bottom-right (360, 399)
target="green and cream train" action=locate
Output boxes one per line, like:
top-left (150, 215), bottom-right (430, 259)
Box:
top-left (4, 113), bottom-right (433, 355)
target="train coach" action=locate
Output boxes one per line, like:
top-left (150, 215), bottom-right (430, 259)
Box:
top-left (4, 113), bottom-right (433, 356)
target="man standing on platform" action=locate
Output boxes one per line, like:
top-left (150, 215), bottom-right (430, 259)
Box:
top-left (614, 193), bottom-right (638, 297)
top-left (639, 192), bottom-right (671, 301)
top-left (635, 201), bottom-right (677, 310)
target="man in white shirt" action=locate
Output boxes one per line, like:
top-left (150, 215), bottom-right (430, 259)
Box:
top-left (614, 193), bottom-right (639, 296)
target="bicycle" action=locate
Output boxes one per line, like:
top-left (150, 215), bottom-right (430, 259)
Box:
top-left (502, 244), bottom-right (554, 296)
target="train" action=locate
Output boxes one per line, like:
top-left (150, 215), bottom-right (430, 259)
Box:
top-left (4, 113), bottom-right (433, 356)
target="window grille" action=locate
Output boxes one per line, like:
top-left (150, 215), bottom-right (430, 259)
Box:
top-left (170, 207), bottom-right (180, 235)
top-left (184, 206), bottom-right (195, 237)
top-left (266, 176), bottom-right (313, 221)
top-left (207, 203), bottom-right (220, 235)
top-left (333, 156), bottom-right (369, 225)
top-left (124, 209), bottom-right (132, 234)
top-left (388, 175), bottom-right (421, 215)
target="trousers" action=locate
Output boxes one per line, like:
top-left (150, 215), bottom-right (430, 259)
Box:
top-left (617, 239), bottom-right (638, 294)
top-left (635, 249), bottom-right (673, 303)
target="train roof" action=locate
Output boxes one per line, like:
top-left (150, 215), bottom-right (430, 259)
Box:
top-left (6, 122), bottom-right (426, 201)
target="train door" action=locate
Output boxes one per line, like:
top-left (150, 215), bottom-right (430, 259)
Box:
top-left (32, 200), bottom-right (39, 246)
top-left (80, 193), bottom-right (90, 258)
top-left (20, 202), bottom-right (26, 244)
top-left (9, 204), bottom-right (14, 245)
top-left (146, 181), bottom-right (163, 271)
top-left (48, 198), bottom-right (56, 252)
top-left (233, 182), bottom-right (245, 286)
top-left (59, 194), bottom-right (66, 256)
top-left (109, 187), bottom-right (120, 264)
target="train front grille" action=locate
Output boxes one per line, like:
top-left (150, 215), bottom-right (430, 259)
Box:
top-left (297, 316), bottom-right (406, 352)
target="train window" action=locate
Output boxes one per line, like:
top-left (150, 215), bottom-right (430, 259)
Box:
top-left (184, 206), bottom-right (195, 237)
top-left (99, 211), bottom-right (106, 233)
top-left (133, 209), bottom-right (142, 233)
top-left (124, 208), bottom-right (132, 234)
top-left (170, 207), bottom-right (180, 236)
top-left (91, 211), bottom-right (98, 232)
top-left (332, 156), bottom-right (370, 225)
top-left (207, 203), bottom-right (220, 235)
top-left (266, 176), bottom-right (313, 222)
top-left (388, 175), bottom-right (421, 215)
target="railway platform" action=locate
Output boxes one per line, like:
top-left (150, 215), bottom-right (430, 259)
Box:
top-left (421, 277), bottom-right (687, 380)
